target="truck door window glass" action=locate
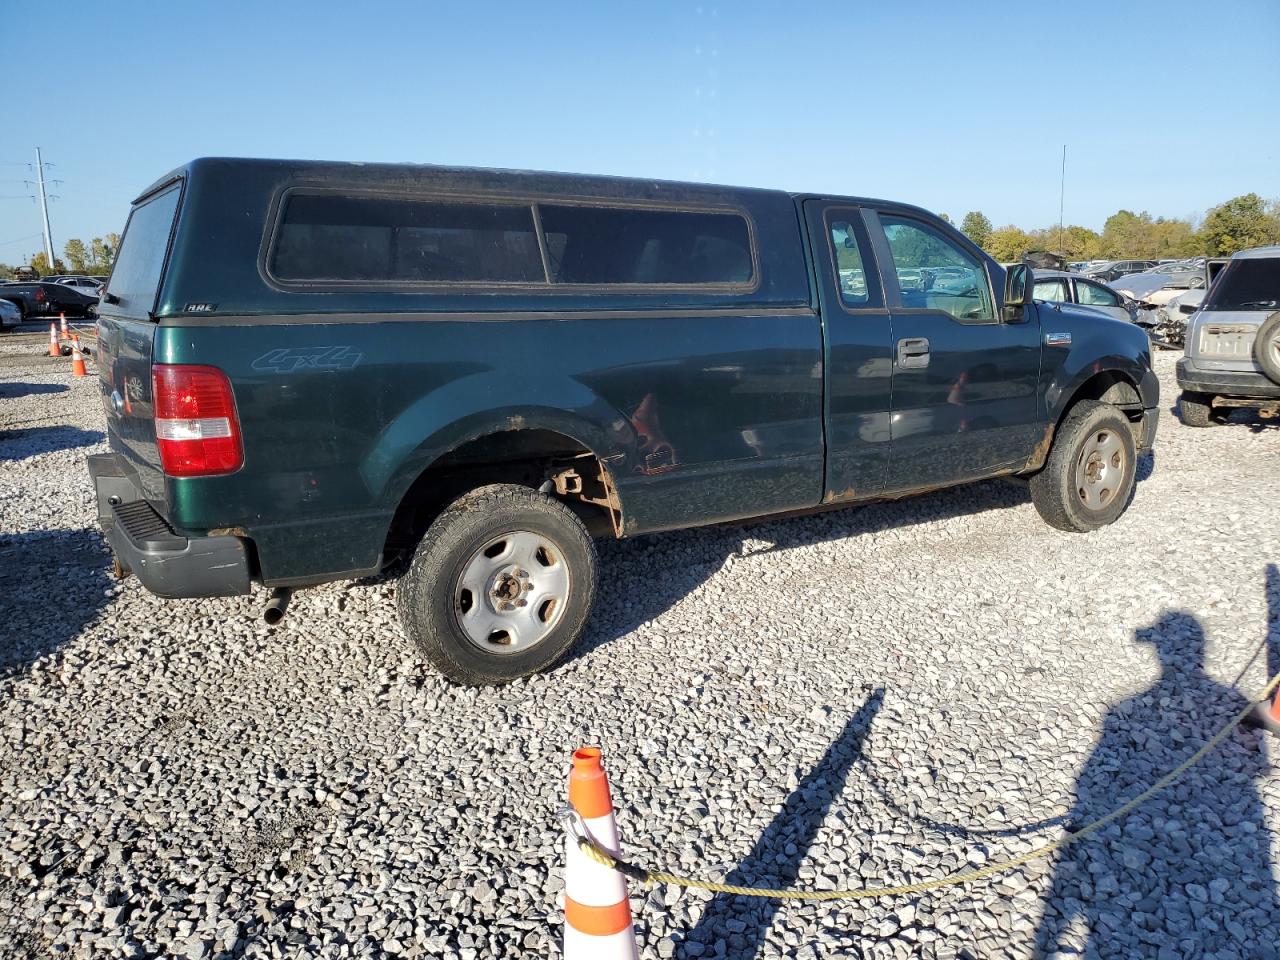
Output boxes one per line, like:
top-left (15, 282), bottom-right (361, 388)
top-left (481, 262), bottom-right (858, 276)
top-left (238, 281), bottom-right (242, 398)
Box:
top-left (1077, 281), bottom-right (1119, 307)
top-left (880, 216), bottom-right (994, 322)
top-left (828, 220), bottom-right (873, 306)
top-left (1033, 279), bottom-right (1069, 302)
top-left (538, 205), bottom-right (753, 286)
top-left (105, 183), bottom-right (182, 319)
top-left (271, 195), bottom-right (545, 284)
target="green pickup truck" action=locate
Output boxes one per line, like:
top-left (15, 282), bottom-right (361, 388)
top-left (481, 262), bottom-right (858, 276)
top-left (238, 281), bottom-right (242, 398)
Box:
top-left (87, 158), bottom-right (1159, 684)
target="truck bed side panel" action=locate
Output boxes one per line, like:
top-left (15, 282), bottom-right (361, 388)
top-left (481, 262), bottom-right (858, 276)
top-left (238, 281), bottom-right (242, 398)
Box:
top-left (157, 310), bottom-right (824, 583)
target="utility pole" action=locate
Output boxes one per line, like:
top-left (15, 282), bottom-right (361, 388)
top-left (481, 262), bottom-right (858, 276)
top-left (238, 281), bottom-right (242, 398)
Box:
top-left (1058, 144), bottom-right (1066, 254)
top-left (35, 147), bottom-right (55, 268)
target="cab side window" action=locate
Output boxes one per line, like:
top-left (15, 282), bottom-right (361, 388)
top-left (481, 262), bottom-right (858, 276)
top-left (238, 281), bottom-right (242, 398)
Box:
top-left (1077, 281), bottom-right (1119, 307)
top-left (828, 219), bottom-right (876, 307)
top-left (1034, 279), bottom-right (1069, 303)
top-left (880, 216), bottom-right (995, 322)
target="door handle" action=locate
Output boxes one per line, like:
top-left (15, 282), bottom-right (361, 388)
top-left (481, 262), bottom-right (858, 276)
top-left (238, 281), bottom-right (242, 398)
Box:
top-left (896, 337), bottom-right (931, 369)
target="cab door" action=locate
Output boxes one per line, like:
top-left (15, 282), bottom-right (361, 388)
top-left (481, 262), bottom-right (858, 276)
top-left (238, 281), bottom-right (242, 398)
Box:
top-left (803, 201), bottom-right (894, 501)
top-left (865, 210), bottom-right (1044, 493)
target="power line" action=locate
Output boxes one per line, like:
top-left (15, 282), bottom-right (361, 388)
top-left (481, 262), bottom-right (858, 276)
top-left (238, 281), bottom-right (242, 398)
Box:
top-left (0, 233), bottom-right (43, 249)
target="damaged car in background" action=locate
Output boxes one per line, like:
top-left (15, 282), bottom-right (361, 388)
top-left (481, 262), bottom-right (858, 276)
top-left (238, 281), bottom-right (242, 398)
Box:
top-left (1155, 259), bottom-right (1231, 348)
top-left (1177, 245), bottom-right (1280, 426)
top-left (1031, 269), bottom-right (1179, 348)
top-left (1110, 259), bottom-right (1222, 349)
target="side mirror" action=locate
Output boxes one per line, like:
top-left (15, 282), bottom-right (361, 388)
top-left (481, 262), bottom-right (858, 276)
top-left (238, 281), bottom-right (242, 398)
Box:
top-left (1003, 264), bottom-right (1032, 322)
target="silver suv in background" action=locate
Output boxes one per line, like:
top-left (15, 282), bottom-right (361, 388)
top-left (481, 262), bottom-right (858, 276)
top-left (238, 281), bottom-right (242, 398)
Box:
top-left (1176, 246), bottom-right (1280, 426)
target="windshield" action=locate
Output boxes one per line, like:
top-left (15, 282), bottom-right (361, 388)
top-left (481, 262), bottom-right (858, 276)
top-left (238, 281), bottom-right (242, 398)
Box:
top-left (1204, 258), bottom-right (1280, 311)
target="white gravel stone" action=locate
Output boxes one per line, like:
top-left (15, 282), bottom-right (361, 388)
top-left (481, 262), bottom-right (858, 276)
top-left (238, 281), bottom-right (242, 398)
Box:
top-left (1, 337), bottom-right (1278, 959)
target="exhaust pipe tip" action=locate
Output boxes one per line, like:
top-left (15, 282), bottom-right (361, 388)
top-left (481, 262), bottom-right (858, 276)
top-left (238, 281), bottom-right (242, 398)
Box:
top-left (263, 588), bottom-right (293, 626)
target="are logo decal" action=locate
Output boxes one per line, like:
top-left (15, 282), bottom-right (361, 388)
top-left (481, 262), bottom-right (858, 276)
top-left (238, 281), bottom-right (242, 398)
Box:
top-left (250, 346), bottom-right (363, 374)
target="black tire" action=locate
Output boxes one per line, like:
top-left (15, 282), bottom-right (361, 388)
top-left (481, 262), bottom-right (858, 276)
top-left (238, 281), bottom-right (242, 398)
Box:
top-left (1178, 391), bottom-right (1214, 428)
top-left (1030, 400), bottom-right (1138, 533)
top-left (396, 483), bottom-right (597, 685)
top-left (1254, 312), bottom-right (1280, 385)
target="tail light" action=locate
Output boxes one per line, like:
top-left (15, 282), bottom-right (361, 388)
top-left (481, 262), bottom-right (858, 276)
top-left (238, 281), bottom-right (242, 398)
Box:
top-left (35, 287), bottom-right (46, 302)
top-left (152, 364), bottom-right (244, 476)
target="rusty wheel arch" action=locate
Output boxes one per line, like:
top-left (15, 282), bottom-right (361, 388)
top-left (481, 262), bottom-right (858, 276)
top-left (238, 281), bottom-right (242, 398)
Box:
top-left (1028, 371), bottom-right (1145, 473)
top-left (382, 428), bottom-right (623, 566)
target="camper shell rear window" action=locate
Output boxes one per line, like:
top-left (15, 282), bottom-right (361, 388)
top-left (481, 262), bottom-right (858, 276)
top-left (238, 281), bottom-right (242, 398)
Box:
top-left (105, 181), bottom-right (183, 320)
top-left (266, 190), bottom-right (757, 292)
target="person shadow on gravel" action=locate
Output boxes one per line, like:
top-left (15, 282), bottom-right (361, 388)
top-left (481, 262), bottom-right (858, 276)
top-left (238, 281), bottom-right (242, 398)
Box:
top-left (678, 688), bottom-right (885, 959)
top-left (1033, 609), bottom-right (1279, 959)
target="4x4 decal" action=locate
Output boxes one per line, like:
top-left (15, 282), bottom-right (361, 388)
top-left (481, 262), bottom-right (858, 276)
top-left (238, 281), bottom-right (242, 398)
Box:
top-left (251, 346), bottom-right (362, 374)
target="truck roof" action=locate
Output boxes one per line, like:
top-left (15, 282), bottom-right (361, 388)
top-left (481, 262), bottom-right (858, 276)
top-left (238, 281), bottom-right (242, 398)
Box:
top-left (137, 157), bottom-right (939, 223)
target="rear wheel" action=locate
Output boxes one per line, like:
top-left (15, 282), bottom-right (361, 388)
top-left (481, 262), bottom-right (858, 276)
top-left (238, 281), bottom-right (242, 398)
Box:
top-left (396, 483), bottom-right (597, 685)
top-left (1030, 401), bottom-right (1137, 533)
top-left (1254, 312), bottom-right (1280, 385)
top-left (1178, 391), bottom-right (1214, 428)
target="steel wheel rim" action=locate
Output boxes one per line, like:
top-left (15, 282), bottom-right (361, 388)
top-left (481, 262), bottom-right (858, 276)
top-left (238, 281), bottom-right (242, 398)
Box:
top-left (453, 529), bottom-right (570, 654)
top-left (1267, 333), bottom-right (1280, 372)
top-left (1074, 428), bottom-right (1126, 512)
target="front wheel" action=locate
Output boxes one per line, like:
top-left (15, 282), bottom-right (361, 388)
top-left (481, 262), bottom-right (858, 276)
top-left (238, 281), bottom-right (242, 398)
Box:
top-left (1030, 401), bottom-right (1137, 533)
top-left (397, 483), bottom-right (597, 685)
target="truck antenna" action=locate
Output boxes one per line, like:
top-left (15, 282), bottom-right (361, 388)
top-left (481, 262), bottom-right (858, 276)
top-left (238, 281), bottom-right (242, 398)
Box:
top-left (1058, 144), bottom-right (1066, 255)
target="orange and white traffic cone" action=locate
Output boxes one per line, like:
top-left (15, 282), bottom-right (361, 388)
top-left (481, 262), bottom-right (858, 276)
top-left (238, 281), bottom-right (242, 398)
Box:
top-left (47, 323), bottom-right (60, 357)
top-left (59, 312), bottom-right (69, 340)
top-left (1247, 690), bottom-right (1280, 736)
top-left (70, 335), bottom-right (87, 377)
top-left (563, 747), bottom-right (639, 960)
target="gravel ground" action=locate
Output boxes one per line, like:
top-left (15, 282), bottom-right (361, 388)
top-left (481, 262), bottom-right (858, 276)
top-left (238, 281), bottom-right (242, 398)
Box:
top-left (1, 330), bottom-right (1278, 960)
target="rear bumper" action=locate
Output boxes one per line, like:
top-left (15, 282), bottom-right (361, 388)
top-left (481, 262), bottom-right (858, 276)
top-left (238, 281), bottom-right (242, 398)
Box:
top-left (1176, 358), bottom-right (1280, 400)
top-left (87, 453), bottom-right (252, 598)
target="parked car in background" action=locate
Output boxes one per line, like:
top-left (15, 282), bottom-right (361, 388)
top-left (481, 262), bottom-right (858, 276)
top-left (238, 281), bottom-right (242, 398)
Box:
top-left (1114, 260), bottom-right (1205, 298)
top-left (0, 297), bottom-right (21, 329)
top-left (1085, 259), bottom-right (1161, 283)
top-left (88, 157), bottom-right (1158, 685)
top-left (46, 275), bottom-right (106, 296)
top-left (0, 280), bottom-right (98, 320)
top-left (1032, 270), bottom-right (1138, 325)
top-left (1177, 245), bottom-right (1280, 425)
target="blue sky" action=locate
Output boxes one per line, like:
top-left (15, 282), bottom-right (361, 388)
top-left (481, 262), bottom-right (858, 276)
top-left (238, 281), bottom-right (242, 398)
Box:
top-left (2, 0), bottom-right (1277, 258)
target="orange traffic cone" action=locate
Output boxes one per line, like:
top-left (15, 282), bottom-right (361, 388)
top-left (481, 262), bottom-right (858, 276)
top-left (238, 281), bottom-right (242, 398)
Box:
top-left (1248, 690), bottom-right (1280, 736)
top-left (70, 335), bottom-right (87, 377)
top-left (47, 323), bottom-right (60, 357)
top-left (59, 312), bottom-right (69, 340)
top-left (563, 747), bottom-right (639, 959)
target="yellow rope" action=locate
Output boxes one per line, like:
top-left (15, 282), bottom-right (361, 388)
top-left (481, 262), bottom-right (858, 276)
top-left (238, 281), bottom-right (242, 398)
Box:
top-left (577, 671), bottom-right (1280, 900)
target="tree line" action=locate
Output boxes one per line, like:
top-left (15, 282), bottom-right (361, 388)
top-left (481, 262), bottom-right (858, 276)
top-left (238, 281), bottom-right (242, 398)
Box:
top-left (952, 193), bottom-right (1280, 264)
top-left (1, 233), bottom-right (120, 279)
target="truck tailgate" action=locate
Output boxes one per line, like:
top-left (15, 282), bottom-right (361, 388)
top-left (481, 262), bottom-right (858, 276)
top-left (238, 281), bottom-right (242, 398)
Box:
top-left (95, 179), bottom-right (184, 506)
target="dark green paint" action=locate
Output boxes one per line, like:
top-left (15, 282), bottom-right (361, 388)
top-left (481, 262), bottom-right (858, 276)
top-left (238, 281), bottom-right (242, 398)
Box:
top-left (93, 159), bottom-right (1158, 593)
